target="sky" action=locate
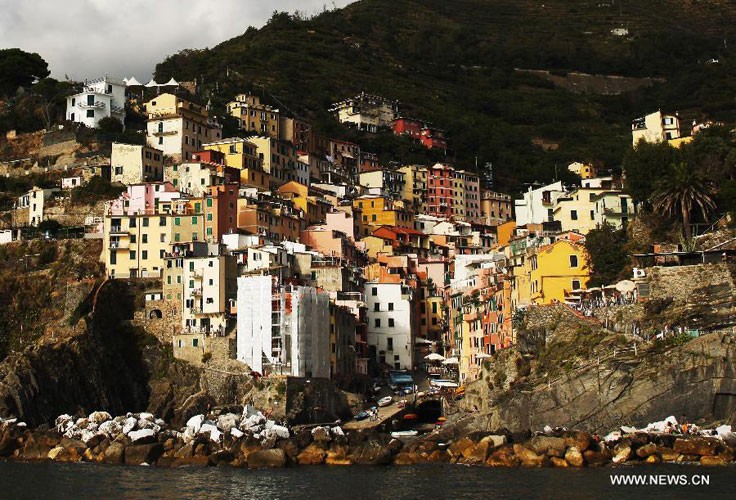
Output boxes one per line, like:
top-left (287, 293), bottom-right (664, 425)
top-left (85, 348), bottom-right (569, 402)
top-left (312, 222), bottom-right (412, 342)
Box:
top-left (0, 0), bottom-right (354, 81)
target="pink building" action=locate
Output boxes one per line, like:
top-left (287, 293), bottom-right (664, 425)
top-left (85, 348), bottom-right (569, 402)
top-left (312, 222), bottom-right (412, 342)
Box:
top-left (107, 182), bottom-right (180, 216)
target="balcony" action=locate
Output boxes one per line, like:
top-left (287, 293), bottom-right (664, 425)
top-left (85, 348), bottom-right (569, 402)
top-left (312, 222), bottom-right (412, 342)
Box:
top-left (151, 130), bottom-right (178, 136)
top-left (77, 101), bottom-right (106, 110)
top-left (109, 226), bottom-right (128, 235)
top-left (109, 240), bottom-right (129, 250)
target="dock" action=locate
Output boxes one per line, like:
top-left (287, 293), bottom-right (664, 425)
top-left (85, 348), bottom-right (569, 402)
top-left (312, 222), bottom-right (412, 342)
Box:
top-left (343, 404), bottom-right (405, 430)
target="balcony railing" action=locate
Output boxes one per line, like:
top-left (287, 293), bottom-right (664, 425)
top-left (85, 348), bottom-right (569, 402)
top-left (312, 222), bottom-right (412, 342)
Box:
top-left (77, 101), bottom-right (105, 110)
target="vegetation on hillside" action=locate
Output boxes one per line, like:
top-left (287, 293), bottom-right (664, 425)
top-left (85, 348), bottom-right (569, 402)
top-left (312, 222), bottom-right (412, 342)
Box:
top-left (154, 0), bottom-right (736, 194)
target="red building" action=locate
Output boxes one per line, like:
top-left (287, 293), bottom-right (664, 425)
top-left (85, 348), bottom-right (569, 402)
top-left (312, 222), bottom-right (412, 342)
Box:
top-left (392, 117), bottom-right (448, 151)
top-left (427, 163), bottom-right (455, 219)
top-left (192, 149), bottom-right (225, 165)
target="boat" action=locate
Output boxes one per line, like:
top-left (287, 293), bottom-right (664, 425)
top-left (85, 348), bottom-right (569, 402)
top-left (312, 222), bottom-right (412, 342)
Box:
top-left (403, 413), bottom-right (418, 421)
top-left (377, 396), bottom-right (393, 407)
top-left (390, 430), bottom-right (419, 438)
top-left (354, 411), bottom-right (369, 421)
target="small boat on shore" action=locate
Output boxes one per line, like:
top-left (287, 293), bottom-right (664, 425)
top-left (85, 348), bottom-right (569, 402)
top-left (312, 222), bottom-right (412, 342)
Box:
top-left (377, 396), bottom-right (393, 407)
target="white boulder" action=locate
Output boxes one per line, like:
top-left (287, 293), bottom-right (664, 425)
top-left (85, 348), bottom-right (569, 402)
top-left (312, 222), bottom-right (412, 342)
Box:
top-left (230, 428), bottom-right (244, 439)
top-left (186, 414), bottom-right (204, 434)
top-left (88, 411), bottom-right (112, 424)
top-left (122, 417), bottom-right (138, 435)
top-left (128, 428), bottom-right (156, 443)
top-left (199, 423), bottom-right (222, 443)
top-left (98, 420), bottom-right (122, 438)
top-left (217, 414), bottom-right (239, 433)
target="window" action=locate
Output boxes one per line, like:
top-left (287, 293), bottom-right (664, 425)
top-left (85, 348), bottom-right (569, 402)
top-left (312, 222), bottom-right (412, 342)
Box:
top-left (570, 210), bottom-right (578, 220)
top-left (371, 287), bottom-right (378, 296)
top-left (590, 210), bottom-right (595, 220)
top-left (158, 137), bottom-right (163, 145)
top-left (374, 318), bottom-right (381, 328)
top-left (130, 235), bottom-right (137, 243)
top-left (142, 234), bottom-right (148, 243)
top-left (206, 213), bottom-right (213, 221)
top-left (142, 217), bottom-right (149, 227)
top-left (387, 338), bottom-right (393, 350)
top-left (192, 338), bottom-right (199, 347)
top-left (189, 280), bottom-right (194, 289)
top-left (572, 279), bottom-right (581, 290)
top-left (142, 250), bottom-right (148, 260)
top-left (129, 251), bottom-right (136, 260)
top-left (388, 318), bottom-right (395, 327)
top-left (570, 255), bottom-right (579, 268)
top-left (160, 234), bottom-right (166, 243)
top-left (192, 217), bottom-right (198, 225)
top-left (174, 217), bottom-right (181, 226)
top-left (374, 303), bottom-right (380, 312)
top-left (87, 94), bottom-right (94, 105)
top-left (115, 167), bottom-right (123, 175)
top-left (207, 198), bottom-right (213, 207)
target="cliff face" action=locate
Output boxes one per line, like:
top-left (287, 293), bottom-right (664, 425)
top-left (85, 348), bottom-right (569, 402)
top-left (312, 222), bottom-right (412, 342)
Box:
top-left (476, 332), bottom-right (736, 433)
top-left (0, 281), bottom-right (150, 426)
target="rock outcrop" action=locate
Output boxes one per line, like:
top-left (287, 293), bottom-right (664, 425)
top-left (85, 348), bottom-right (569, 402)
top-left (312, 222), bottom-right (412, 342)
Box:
top-left (478, 332), bottom-right (736, 433)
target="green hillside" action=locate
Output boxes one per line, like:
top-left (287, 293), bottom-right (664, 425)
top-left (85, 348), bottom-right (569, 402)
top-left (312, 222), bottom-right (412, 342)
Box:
top-left (155, 0), bottom-right (736, 193)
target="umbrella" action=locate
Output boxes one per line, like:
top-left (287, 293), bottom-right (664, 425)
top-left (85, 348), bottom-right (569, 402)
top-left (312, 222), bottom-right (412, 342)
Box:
top-left (415, 338), bottom-right (434, 345)
top-left (475, 352), bottom-right (492, 359)
top-left (442, 357), bottom-right (459, 365)
top-left (424, 353), bottom-right (445, 361)
top-left (615, 280), bottom-right (636, 292)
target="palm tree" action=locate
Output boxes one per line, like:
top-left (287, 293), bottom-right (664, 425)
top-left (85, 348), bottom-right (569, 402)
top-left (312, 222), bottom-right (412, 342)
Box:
top-left (651, 162), bottom-right (717, 241)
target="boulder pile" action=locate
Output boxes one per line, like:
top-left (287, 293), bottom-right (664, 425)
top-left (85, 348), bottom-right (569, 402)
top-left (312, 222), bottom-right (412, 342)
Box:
top-left (3, 412), bottom-right (736, 468)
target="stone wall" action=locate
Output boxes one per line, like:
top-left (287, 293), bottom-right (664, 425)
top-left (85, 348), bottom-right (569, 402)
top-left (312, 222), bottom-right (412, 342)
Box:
top-left (644, 263), bottom-right (735, 330)
top-left (133, 299), bottom-right (181, 344)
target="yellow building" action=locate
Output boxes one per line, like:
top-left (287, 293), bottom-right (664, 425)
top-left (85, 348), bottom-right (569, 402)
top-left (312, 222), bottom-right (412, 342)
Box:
top-left (631, 110), bottom-right (681, 147)
top-left (552, 188), bottom-right (607, 235)
top-left (103, 203), bottom-right (205, 279)
top-left (249, 135), bottom-right (299, 188)
top-left (528, 240), bottom-right (590, 304)
top-left (352, 196), bottom-right (413, 236)
top-left (227, 93), bottom-right (281, 137)
top-left (398, 165), bottom-right (428, 213)
top-left (362, 235), bottom-right (394, 259)
top-left (567, 162), bottom-right (597, 180)
top-left (202, 138), bottom-right (270, 191)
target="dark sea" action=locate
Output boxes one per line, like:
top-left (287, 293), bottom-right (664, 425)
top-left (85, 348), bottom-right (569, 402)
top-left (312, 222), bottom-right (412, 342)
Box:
top-left (0, 461), bottom-right (733, 499)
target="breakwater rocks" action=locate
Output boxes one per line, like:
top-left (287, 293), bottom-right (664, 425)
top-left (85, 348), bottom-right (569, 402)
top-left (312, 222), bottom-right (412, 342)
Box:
top-left (3, 412), bottom-right (736, 468)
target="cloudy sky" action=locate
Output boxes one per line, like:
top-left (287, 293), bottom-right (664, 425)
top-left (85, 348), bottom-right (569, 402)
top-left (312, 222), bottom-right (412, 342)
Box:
top-left (0, 0), bottom-right (354, 81)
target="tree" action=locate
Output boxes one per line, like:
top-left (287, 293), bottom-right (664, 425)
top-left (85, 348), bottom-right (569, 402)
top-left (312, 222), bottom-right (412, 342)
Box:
top-left (0, 49), bottom-right (50, 97)
top-left (30, 78), bottom-right (75, 129)
top-left (622, 140), bottom-right (678, 204)
top-left (98, 116), bottom-right (124, 134)
top-left (584, 223), bottom-right (629, 287)
top-left (651, 162), bottom-right (717, 241)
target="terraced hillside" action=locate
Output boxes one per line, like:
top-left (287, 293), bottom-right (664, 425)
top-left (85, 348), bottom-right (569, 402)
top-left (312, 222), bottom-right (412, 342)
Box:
top-left (155, 0), bottom-right (736, 192)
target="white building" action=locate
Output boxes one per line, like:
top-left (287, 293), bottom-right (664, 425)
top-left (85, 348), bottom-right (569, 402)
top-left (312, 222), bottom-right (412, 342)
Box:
top-left (236, 277), bottom-right (330, 377)
top-left (66, 77), bottom-right (126, 128)
top-left (16, 186), bottom-right (59, 226)
top-left (328, 92), bottom-right (399, 133)
top-left (364, 281), bottom-right (413, 370)
top-left (61, 176), bottom-right (83, 190)
top-left (514, 181), bottom-right (566, 226)
top-left (181, 255), bottom-right (236, 335)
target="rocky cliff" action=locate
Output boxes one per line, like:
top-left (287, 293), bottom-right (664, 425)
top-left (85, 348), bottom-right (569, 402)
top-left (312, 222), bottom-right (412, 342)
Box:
top-left (476, 332), bottom-right (736, 433)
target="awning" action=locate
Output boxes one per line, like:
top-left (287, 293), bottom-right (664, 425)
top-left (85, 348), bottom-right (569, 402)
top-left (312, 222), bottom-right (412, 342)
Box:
top-left (442, 357), bottom-right (459, 365)
top-left (144, 79), bottom-right (160, 87)
top-left (126, 77), bottom-right (143, 87)
top-left (424, 353), bottom-right (445, 361)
